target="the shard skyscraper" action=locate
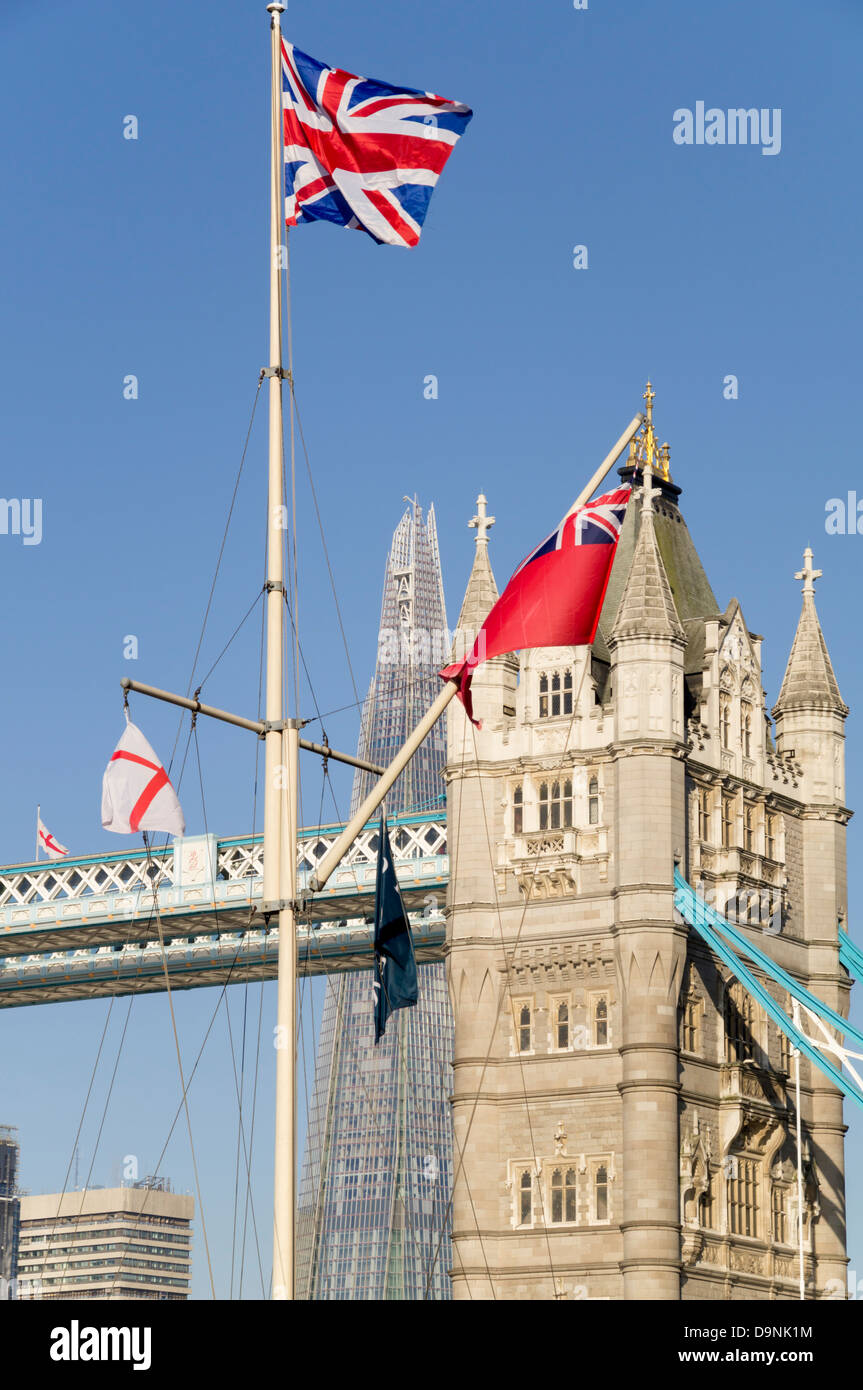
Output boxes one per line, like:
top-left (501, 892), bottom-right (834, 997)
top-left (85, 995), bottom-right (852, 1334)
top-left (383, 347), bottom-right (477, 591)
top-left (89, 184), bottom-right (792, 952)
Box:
top-left (297, 500), bottom-right (454, 1300)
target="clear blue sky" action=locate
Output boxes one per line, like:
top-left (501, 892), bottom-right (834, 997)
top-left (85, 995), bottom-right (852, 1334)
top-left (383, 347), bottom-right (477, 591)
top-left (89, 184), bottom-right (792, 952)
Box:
top-left (1, 0), bottom-right (861, 1299)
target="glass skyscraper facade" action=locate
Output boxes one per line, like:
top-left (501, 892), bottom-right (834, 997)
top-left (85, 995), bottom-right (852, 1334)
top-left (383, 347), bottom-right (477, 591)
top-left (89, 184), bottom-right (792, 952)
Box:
top-left (297, 500), bottom-right (454, 1300)
top-left (0, 1126), bottom-right (20, 1298)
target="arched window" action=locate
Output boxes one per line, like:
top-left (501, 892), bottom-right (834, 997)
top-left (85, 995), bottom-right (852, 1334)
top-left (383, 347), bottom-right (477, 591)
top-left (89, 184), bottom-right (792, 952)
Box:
top-left (728, 1157), bottom-right (759, 1237)
top-left (721, 795), bottom-right (734, 848)
top-left (772, 1184), bottom-right (789, 1244)
top-left (556, 1000), bottom-right (569, 1049)
top-left (595, 1165), bottom-right (609, 1222)
top-left (538, 782), bottom-right (549, 830)
top-left (594, 996), bottom-right (608, 1047)
top-left (563, 778), bottom-right (573, 829)
top-left (744, 804), bottom-right (755, 852)
top-left (681, 995), bottom-right (701, 1053)
top-left (766, 813), bottom-right (777, 861)
top-left (741, 702), bottom-right (753, 757)
top-left (519, 1170), bottom-right (532, 1226)
top-left (697, 788), bottom-right (711, 842)
top-left (563, 669), bottom-right (573, 715)
top-left (538, 674), bottom-right (549, 719)
top-left (588, 775), bottom-right (600, 825)
top-left (550, 781), bottom-right (562, 830)
top-left (725, 982), bottom-right (756, 1063)
top-left (551, 671), bottom-right (561, 716)
top-left (513, 784), bottom-right (523, 836)
top-left (720, 693), bottom-right (732, 749)
top-left (518, 1004), bottom-right (532, 1053)
top-left (551, 1168), bottom-right (577, 1224)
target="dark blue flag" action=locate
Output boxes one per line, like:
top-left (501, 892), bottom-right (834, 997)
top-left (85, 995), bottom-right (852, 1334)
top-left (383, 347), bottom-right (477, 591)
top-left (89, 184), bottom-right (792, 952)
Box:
top-left (373, 811), bottom-right (418, 1043)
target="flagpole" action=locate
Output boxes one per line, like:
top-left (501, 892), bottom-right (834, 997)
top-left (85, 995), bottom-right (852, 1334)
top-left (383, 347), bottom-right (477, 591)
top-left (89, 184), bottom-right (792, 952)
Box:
top-left (35, 805), bottom-right (40, 862)
top-left (264, 0), bottom-right (295, 1302)
top-left (309, 412), bottom-right (646, 895)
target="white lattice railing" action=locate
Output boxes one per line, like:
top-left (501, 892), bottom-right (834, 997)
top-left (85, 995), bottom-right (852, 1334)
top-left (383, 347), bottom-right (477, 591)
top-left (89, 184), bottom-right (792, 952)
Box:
top-left (0, 815), bottom-right (448, 940)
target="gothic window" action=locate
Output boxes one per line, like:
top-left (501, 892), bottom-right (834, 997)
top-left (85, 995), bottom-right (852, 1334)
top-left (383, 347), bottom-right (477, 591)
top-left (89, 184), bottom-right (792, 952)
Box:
top-left (697, 788), bottom-right (711, 842)
top-left (741, 703), bottom-right (753, 757)
top-left (513, 784), bottom-right (523, 836)
top-left (540, 780), bottom-right (571, 831)
top-left (594, 1164), bottom-right (609, 1222)
top-left (721, 795), bottom-right (734, 849)
top-left (550, 1168), bottom-right (577, 1224)
top-left (720, 693), bottom-right (732, 749)
top-left (725, 982), bottom-right (756, 1064)
top-left (744, 804), bottom-right (755, 853)
top-left (728, 1157), bottom-right (759, 1238)
top-left (593, 995), bottom-right (609, 1047)
top-left (515, 1002), bottom-right (532, 1054)
top-left (519, 1170), bottom-right (533, 1226)
top-left (766, 813), bottom-right (777, 861)
top-left (772, 1184), bottom-right (789, 1244)
top-left (538, 669), bottom-right (573, 718)
top-left (681, 995), bottom-right (702, 1053)
top-left (554, 999), bottom-right (570, 1050)
top-left (563, 668), bottom-right (573, 715)
top-left (588, 775), bottom-right (600, 825)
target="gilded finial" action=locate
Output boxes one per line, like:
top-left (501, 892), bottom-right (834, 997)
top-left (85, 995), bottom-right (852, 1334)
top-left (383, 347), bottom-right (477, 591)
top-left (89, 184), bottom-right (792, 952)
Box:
top-left (633, 381), bottom-right (670, 482)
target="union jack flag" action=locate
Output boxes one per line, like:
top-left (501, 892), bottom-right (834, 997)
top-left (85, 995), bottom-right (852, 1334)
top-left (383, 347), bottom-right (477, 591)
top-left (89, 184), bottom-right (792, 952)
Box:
top-left (280, 41), bottom-right (472, 248)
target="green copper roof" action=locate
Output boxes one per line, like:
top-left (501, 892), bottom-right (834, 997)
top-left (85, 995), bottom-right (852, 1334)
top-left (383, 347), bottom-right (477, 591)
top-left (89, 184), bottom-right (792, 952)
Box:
top-left (594, 468), bottom-right (720, 671)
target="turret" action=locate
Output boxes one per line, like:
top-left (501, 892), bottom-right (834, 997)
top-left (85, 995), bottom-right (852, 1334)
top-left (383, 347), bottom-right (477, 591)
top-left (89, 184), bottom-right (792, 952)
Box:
top-left (772, 547), bottom-right (848, 806)
top-left (606, 395), bottom-right (688, 1300)
top-left (772, 548), bottom-right (850, 1294)
top-left (447, 493), bottom-right (517, 762)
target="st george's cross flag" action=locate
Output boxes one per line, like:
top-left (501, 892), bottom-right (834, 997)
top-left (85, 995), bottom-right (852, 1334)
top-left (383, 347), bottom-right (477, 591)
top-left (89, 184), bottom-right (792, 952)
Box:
top-left (440, 485), bottom-right (632, 725)
top-left (37, 815), bottom-right (68, 860)
top-left (101, 721), bottom-right (185, 838)
top-left (280, 40), bottom-right (472, 248)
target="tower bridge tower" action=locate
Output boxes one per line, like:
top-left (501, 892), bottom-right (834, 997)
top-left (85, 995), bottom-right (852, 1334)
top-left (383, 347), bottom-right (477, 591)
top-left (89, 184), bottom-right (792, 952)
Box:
top-left (445, 390), bottom-right (851, 1299)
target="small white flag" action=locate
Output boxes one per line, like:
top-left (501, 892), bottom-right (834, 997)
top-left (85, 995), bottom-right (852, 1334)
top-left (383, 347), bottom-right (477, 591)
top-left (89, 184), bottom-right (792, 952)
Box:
top-left (37, 815), bottom-right (68, 860)
top-left (101, 720), bottom-right (185, 837)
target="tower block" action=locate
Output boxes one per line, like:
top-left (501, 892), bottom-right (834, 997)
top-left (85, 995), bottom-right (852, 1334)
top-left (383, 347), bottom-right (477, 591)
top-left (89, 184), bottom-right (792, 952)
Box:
top-left (446, 391), bottom-right (852, 1300)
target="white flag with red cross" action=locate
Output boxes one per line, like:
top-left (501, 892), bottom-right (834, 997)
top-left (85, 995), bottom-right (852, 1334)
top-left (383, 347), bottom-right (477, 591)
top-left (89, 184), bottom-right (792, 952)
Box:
top-left (101, 720), bottom-right (185, 837)
top-left (37, 814), bottom-right (68, 860)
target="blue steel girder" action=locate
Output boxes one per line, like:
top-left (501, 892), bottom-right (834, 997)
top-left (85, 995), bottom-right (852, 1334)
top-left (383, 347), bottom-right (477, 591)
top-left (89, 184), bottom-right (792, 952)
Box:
top-left (0, 814), bottom-right (448, 1008)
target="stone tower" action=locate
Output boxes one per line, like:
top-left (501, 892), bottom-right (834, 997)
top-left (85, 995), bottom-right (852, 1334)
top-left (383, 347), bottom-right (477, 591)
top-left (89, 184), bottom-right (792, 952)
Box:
top-left (445, 391), bottom-right (851, 1299)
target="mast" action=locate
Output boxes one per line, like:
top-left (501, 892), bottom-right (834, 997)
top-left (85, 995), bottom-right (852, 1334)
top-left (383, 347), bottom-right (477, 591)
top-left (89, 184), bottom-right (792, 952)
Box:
top-left (265, 0), bottom-right (296, 1301)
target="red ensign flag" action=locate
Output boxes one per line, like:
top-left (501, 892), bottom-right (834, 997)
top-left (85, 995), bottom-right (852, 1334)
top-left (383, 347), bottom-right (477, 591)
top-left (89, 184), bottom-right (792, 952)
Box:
top-left (440, 486), bottom-right (631, 725)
